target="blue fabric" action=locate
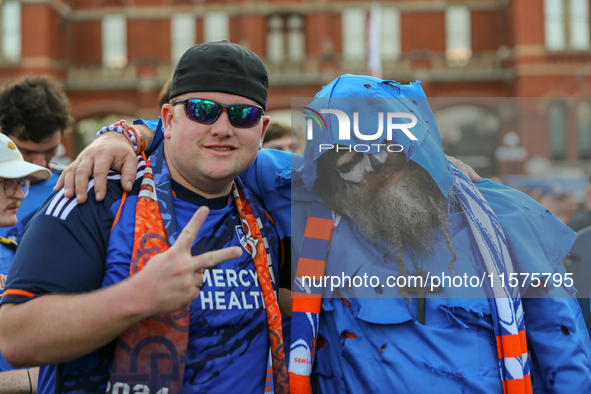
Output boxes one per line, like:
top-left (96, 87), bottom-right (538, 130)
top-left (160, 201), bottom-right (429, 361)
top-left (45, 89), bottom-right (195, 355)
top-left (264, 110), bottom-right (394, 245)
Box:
top-left (4, 145), bottom-right (282, 394)
top-left (0, 240), bottom-right (15, 372)
top-left (0, 172), bottom-right (59, 242)
top-left (301, 74), bottom-right (453, 196)
top-left (299, 75), bottom-right (590, 392)
top-left (139, 86), bottom-right (591, 392)
top-left (0, 240), bottom-right (14, 294)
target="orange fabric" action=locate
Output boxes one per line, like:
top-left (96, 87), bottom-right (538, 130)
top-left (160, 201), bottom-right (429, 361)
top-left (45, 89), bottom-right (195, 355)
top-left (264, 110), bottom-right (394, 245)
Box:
top-left (292, 297), bottom-right (322, 314)
top-left (295, 258), bottom-right (326, 278)
top-left (303, 217), bottom-right (334, 240)
top-left (496, 330), bottom-right (531, 394)
top-left (111, 191), bottom-right (128, 232)
top-left (496, 331), bottom-right (527, 359)
top-left (524, 375), bottom-right (533, 394)
top-left (233, 186), bottom-right (289, 394)
top-left (289, 372), bottom-right (313, 394)
top-left (109, 159), bottom-right (190, 394)
top-left (1, 289), bottom-right (36, 298)
top-left (341, 296), bottom-right (351, 307)
top-left (292, 292), bottom-right (322, 299)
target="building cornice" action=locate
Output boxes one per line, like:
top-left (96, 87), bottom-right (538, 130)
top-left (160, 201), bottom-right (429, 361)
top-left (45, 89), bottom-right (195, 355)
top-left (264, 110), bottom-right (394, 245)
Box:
top-left (21, 0), bottom-right (507, 22)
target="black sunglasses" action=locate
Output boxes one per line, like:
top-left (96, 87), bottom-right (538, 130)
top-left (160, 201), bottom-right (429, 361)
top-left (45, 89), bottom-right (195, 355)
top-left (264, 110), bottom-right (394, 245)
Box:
top-left (171, 98), bottom-right (264, 129)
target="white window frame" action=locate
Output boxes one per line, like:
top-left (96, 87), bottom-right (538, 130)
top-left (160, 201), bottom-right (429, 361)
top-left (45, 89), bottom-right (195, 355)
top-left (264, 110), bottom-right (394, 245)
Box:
top-left (171, 13), bottom-right (196, 63)
top-left (381, 7), bottom-right (400, 61)
top-left (342, 8), bottom-right (366, 63)
top-left (102, 14), bottom-right (127, 69)
top-left (204, 12), bottom-right (229, 43)
top-left (287, 15), bottom-right (304, 63)
top-left (2, 1), bottom-right (20, 62)
top-left (570, 0), bottom-right (590, 50)
top-left (445, 6), bottom-right (471, 54)
top-left (267, 15), bottom-right (284, 63)
top-left (545, 0), bottom-right (567, 50)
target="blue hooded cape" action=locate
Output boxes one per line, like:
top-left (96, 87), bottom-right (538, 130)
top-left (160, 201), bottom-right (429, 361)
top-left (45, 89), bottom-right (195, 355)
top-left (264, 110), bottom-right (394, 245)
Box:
top-left (243, 74), bottom-right (591, 393)
top-left (141, 75), bottom-right (591, 392)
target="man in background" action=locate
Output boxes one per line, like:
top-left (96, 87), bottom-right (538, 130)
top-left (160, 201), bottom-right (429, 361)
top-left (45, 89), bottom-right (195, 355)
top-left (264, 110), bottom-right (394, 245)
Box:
top-left (0, 76), bottom-right (73, 242)
top-left (262, 121), bottom-right (303, 153)
top-left (0, 133), bottom-right (51, 393)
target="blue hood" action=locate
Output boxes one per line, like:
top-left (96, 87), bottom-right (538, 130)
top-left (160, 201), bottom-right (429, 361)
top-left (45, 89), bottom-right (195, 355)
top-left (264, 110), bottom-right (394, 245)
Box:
top-left (301, 74), bottom-right (454, 197)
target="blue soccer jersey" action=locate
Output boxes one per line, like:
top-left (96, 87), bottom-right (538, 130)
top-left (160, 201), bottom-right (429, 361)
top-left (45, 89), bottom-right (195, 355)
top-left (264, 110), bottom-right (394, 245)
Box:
top-left (2, 150), bottom-right (286, 394)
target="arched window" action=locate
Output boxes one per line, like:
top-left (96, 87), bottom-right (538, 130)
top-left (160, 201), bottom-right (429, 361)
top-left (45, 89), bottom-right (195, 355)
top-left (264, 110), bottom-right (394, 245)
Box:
top-left (548, 102), bottom-right (567, 160)
top-left (577, 101), bottom-right (591, 159)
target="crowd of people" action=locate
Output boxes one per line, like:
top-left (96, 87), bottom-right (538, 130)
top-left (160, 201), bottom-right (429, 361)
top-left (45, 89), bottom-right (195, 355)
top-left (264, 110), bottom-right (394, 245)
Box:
top-left (0, 40), bottom-right (588, 394)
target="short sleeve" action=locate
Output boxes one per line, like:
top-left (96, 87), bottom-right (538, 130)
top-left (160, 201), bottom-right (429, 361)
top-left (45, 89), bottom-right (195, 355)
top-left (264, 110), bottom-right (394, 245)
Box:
top-left (1, 185), bottom-right (119, 305)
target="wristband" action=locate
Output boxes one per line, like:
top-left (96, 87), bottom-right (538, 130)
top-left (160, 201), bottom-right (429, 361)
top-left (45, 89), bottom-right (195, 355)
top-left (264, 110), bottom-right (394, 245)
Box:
top-left (95, 124), bottom-right (124, 139)
top-left (136, 128), bottom-right (146, 153)
top-left (96, 120), bottom-right (141, 154)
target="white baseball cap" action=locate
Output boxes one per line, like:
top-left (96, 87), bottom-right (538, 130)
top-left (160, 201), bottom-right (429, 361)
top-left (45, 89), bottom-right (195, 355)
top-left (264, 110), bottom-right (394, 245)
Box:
top-left (0, 133), bottom-right (52, 180)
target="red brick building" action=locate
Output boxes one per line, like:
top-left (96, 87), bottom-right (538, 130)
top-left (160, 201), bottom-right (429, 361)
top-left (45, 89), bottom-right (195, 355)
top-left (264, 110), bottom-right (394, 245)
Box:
top-left (0, 0), bottom-right (589, 177)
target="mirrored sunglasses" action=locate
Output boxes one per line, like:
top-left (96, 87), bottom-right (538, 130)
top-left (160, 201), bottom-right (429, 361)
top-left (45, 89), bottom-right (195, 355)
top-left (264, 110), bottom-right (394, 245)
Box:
top-left (171, 98), bottom-right (264, 129)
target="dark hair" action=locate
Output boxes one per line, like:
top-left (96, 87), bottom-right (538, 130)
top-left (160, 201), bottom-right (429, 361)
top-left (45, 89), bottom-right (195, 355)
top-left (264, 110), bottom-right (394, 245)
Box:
top-left (263, 121), bottom-right (291, 144)
top-left (0, 76), bottom-right (73, 143)
top-left (158, 73), bottom-right (173, 109)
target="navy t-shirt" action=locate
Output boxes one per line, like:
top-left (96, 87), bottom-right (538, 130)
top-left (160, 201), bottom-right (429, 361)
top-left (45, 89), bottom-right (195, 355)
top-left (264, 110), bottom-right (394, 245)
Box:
top-left (2, 164), bottom-right (286, 394)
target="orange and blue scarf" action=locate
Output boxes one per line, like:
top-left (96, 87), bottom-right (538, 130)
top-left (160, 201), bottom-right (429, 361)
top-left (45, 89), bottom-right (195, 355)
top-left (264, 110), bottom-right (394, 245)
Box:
top-left (108, 154), bottom-right (288, 394)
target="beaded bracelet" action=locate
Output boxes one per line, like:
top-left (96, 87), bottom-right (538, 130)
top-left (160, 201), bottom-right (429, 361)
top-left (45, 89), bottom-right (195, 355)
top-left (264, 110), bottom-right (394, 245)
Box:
top-left (121, 125), bottom-right (137, 153)
top-left (95, 120), bottom-right (144, 155)
top-left (95, 124), bottom-right (124, 139)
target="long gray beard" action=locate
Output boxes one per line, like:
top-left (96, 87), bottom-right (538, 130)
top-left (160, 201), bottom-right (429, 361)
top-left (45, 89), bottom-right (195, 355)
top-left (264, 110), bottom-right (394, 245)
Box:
top-left (329, 161), bottom-right (449, 257)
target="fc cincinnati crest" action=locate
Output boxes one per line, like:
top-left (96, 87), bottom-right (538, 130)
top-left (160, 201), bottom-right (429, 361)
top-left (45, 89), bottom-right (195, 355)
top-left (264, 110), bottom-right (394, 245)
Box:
top-left (235, 220), bottom-right (258, 259)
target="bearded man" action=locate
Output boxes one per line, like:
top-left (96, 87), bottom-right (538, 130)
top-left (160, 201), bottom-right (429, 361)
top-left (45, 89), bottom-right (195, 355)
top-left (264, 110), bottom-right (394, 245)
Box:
top-left (58, 74), bottom-right (591, 393)
top-left (286, 75), bottom-right (589, 394)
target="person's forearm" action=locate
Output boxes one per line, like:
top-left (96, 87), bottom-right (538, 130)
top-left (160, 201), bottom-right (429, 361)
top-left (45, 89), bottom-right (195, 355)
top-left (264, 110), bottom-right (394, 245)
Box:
top-left (87, 123), bottom-right (154, 151)
top-left (0, 208), bottom-right (236, 368)
top-left (0, 278), bottom-right (150, 368)
top-left (0, 367), bottom-right (38, 394)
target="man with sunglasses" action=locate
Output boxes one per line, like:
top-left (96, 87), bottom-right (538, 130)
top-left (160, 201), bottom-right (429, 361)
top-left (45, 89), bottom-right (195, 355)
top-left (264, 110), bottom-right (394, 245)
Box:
top-left (0, 41), bottom-right (290, 394)
top-left (0, 133), bottom-right (50, 392)
top-left (52, 67), bottom-right (591, 394)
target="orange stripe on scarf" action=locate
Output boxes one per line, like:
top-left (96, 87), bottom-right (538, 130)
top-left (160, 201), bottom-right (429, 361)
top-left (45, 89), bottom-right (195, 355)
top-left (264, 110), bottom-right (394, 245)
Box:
top-left (496, 330), bottom-right (528, 359)
top-left (109, 158), bottom-right (190, 394)
top-left (233, 185), bottom-right (289, 394)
